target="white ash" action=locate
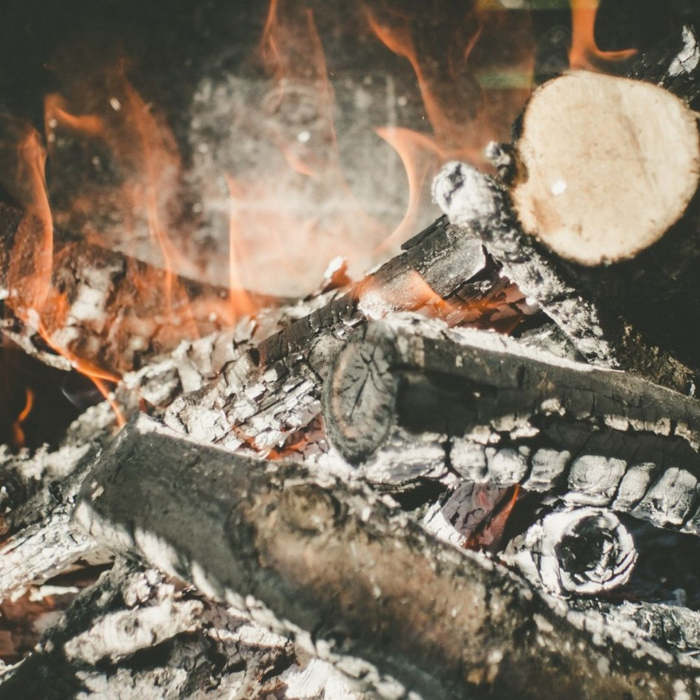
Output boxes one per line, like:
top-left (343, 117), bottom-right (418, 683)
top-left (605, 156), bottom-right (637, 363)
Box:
top-left (566, 455), bottom-right (627, 507)
top-left (0, 511), bottom-right (105, 603)
top-left (669, 26), bottom-right (700, 77)
top-left (485, 446), bottom-right (530, 486)
top-left (522, 449), bottom-right (570, 492)
top-left (281, 657), bottom-right (370, 699)
top-left (632, 468), bottom-right (698, 527)
top-left (450, 438), bottom-right (488, 480)
top-left (431, 161), bottom-right (498, 226)
top-left (64, 598), bottom-right (205, 664)
top-left (421, 502), bottom-right (467, 549)
top-left (359, 428), bottom-right (448, 486)
top-left (505, 507), bottom-right (637, 596)
top-left (612, 463), bottom-right (657, 511)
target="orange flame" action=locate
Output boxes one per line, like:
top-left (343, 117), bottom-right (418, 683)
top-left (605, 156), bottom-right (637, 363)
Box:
top-left (0, 122), bottom-right (125, 425)
top-left (568, 0), bottom-right (637, 71)
top-left (11, 388), bottom-right (34, 448)
top-left (365, 2), bottom-right (532, 249)
top-left (226, 177), bottom-right (258, 318)
top-left (6, 128), bottom-right (54, 316)
top-left (374, 127), bottom-right (443, 252)
top-left (358, 269), bottom-right (526, 332)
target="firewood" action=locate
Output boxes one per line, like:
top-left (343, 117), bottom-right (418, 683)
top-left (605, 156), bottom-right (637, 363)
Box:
top-left (0, 202), bottom-right (281, 375)
top-left (504, 507), bottom-right (638, 596)
top-left (0, 558), bottom-right (334, 700)
top-left (322, 316), bottom-right (700, 535)
top-left (69, 416), bottom-right (697, 699)
top-left (510, 71), bottom-right (700, 266)
top-left (433, 158), bottom-right (700, 393)
top-left (257, 214), bottom-right (491, 367)
top-left (434, 26), bottom-right (700, 386)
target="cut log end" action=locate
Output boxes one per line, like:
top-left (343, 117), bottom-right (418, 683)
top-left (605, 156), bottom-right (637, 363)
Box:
top-left (322, 333), bottom-right (398, 465)
top-left (511, 71), bottom-right (700, 266)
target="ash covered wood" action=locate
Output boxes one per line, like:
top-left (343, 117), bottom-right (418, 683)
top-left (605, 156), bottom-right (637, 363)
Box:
top-left (66, 416), bottom-right (698, 699)
top-left (323, 316), bottom-right (700, 536)
top-left (0, 558), bottom-right (360, 700)
top-left (0, 202), bottom-right (281, 375)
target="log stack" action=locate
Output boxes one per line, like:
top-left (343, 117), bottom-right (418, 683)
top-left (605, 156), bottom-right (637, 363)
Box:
top-left (1, 18), bottom-right (700, 700)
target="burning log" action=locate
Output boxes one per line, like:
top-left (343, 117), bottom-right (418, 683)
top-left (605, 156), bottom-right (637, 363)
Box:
top-left (435, 28), bottom-right (700, 389)
top-left (65, 416), bottom-right (696, 699)
top-left (504, 507), bottom-right (638, 597)
top-left (322, 316), bottom-right (700, 535)
top-left (257, 214), bottom-right (524, 367)
top-left (0, 202), bottom-right (280, 376)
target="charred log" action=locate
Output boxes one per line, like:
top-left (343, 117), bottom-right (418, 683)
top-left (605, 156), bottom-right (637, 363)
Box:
top-left (67, 416), bottom-right (697, 699)
top-left (322, 316), bottom-right (700, 535)
top-left (0, 558), bottom-right (336, 700)
top-left (0, 202), bottom-right (281, 375)
top-left (433, 158), bottom-right (699, 394)
top-left (257, 214), bottom-right (516, 368)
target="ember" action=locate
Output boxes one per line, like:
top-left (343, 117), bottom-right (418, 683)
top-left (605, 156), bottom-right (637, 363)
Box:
top-left (1, 1), bottom-right (700, 698)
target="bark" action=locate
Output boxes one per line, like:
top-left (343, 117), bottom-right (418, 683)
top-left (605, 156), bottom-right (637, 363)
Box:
top-left (0, 558), bottom-right (356, 700)
top-left (68, 416), bottom-right (698, 699)
top-left (0, 202), bottom-right (282, 375)
top-left (322, 316), bottom-right (700, 534)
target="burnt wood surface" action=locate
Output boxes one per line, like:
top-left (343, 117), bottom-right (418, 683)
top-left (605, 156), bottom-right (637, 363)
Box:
top-left (57, 417), bottom-right (698, 700)
top-left (0, 202), bottom-right (282, 375)
top-left (257, 215), bottom-right (492, 367)
top-left (323, 317), bottom-right (700, 535)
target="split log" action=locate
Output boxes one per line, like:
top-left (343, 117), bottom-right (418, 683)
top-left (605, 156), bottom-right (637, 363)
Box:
top-left (68, 416), bottom-right (697, 699)
top-left (322, 316), bottom-right (700, 535)
top-left (0, 202), bottom-right (281, 375)
top-left (257, 214), bottom-right (519, 367)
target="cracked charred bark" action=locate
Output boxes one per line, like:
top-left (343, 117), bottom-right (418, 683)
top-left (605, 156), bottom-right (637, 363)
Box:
top-left (322, 317), bottom-right (700, 535)
top-left (55, 417), bottom-right (699, 700)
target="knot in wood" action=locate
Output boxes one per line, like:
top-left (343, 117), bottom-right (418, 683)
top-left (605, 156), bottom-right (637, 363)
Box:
top-left (279, 483), bottom-right (342, 535)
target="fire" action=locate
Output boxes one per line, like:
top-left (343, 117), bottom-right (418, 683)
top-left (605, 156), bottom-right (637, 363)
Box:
top-left (226, 178), bottom-right (258, 318)
top-left (365, 2), bottom-right (533, 248)
top-left (569, 0), bottom-right (637, 71)
top-left (0, 2), bottom-right (543, 434)
top-left (11, 388), bottom-right (34, 448)
top-left (359, 268), bottom-right (527, 332)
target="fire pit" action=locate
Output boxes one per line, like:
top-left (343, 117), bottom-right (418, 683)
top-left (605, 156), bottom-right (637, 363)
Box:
top-left (1, 1), bottom-right (700, 698)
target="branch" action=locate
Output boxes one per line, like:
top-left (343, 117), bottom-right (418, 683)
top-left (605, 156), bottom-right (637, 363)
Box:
top-left (71, 417), bottom-right (697, 699)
